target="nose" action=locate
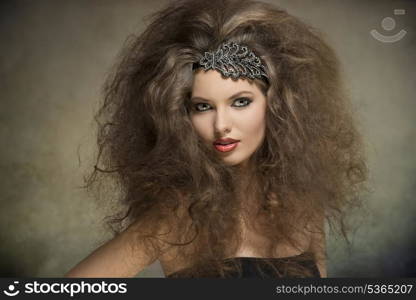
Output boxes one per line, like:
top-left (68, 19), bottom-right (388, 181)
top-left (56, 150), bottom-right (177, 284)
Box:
top-left (214, 107), bottom-right (232, 136)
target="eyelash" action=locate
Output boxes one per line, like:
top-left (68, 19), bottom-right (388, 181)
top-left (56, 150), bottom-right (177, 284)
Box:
top-left (193, 97), bottom-right (253, 112)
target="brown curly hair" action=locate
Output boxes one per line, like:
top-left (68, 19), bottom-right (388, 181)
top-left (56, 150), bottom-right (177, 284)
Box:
top-left (84, 0), bottom-right (368, 277)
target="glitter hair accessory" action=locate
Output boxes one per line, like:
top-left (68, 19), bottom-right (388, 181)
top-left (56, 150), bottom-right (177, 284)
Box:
top-left (195, 41), bottom-right (268, 81)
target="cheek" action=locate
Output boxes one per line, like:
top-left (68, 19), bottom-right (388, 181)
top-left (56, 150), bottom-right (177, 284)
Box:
top-left (191, 115), bottom-right (212, 140)
top-left (241, 109), bottom-right (266, 140)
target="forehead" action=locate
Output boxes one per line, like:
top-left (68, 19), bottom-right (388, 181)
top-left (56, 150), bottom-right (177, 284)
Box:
top-left (191, 69), bottom-right (263, 99)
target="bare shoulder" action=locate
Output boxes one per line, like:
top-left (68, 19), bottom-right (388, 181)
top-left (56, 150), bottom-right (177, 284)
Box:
top-left (64, 221), bottom-right (158, 278)
top-left (65, 192), bottom-right (191, 278)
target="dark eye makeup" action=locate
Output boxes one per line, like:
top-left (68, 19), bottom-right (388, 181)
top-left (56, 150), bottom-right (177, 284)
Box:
top-left (192, 97), bottom-right (253, 112)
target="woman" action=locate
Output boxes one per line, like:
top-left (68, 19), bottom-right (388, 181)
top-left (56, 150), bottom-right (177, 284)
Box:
top-left (65, 0), bottom-right (367, 278)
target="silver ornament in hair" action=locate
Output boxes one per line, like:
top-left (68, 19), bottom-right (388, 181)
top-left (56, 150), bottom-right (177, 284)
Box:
top-left (197, 41), bottom-right (268, 81)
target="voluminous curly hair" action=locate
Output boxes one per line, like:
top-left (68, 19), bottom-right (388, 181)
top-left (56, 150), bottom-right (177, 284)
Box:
top-left (85, 0), bottom-right (368, 277)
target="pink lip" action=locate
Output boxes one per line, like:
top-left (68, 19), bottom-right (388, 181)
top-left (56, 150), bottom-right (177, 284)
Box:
top-left (214, 138), bottom-right (239, 144)
top-left (213, 141), bottom-right (239, 152)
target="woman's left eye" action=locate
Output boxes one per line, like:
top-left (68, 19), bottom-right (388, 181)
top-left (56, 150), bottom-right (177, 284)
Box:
top-left (232, 97), bottom-right (252, 108)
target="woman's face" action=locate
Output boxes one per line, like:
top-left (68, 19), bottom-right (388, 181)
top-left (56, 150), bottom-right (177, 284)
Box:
top-left (190, 69), bottom-right (267, 167)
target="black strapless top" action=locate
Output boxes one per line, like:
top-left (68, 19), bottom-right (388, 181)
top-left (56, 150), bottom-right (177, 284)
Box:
top-left (166, 253), bottom-right (321, 278)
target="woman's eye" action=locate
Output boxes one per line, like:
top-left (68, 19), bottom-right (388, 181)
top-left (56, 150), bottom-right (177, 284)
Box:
top-left (232, 97), bottom-right (252, 108)
top-left (194, 103), bottom-right (211, 112)
top-left (192, 98), bottom-right (252, 112)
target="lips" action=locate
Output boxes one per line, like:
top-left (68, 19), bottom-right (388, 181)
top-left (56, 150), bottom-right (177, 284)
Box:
top-left (213, 138), bottom-right (240, 153)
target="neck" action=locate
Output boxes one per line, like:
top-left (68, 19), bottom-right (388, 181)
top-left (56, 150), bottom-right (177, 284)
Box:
top-left (233, 162), bottom-right (260, 211)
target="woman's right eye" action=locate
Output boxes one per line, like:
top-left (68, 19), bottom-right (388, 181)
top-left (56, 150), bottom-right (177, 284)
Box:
top-left (193, 103), bottom-right (211, 112)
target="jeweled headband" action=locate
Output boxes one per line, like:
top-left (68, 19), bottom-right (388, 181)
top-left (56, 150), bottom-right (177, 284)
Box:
top-left (193, 41), bottom-right (269, 81)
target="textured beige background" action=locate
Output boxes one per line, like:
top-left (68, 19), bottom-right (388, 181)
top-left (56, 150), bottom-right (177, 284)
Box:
top-left (0, 0), bottom-right (415, 277)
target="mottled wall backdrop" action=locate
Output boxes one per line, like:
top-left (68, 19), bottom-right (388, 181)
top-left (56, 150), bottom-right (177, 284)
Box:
top-left (0, 0), bottom-right (415, 277)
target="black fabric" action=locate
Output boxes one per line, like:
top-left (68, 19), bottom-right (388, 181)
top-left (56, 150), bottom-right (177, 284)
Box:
top-left (166, 254), bottom-right (321, 278)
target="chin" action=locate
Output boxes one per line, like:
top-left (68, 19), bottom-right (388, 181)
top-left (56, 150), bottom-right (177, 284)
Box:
top-left (222, 156), bottom-right (249, 167)
top-left (221, 158), bottom-right (240, 166)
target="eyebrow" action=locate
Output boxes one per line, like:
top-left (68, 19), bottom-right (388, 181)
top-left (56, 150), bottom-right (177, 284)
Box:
top-left (190, 91), bottom-right (254, 102)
